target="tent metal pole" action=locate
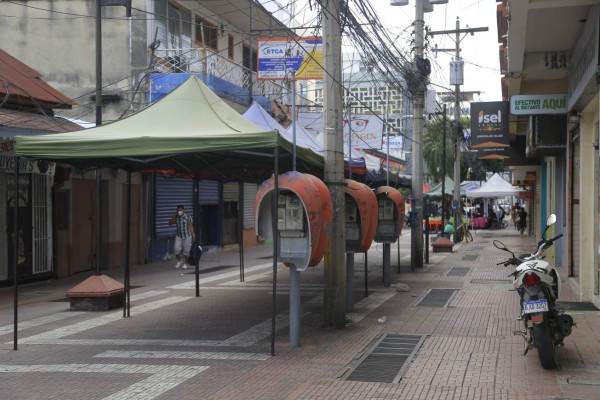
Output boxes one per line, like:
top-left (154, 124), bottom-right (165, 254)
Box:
top-left (239, 182), bottom-right (245, 282)
top-left (124, 170), bottom-right (131, 317)
top-left (95, 170), bottom-right (102, 275)
top-left (194, 177), bottom-right (200, 297)
top-left (271, 147), bottom-right (279, 356)
top-left (13, 157), bottom-right (20, 350)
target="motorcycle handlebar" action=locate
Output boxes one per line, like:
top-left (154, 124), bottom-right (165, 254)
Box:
top-left (548, 233), bottom-right (564, 244)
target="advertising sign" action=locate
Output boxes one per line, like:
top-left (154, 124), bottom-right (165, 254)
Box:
top-left (510, 93), bottom-right (568, 115)
top-left (297, 112), bottom-right (383, 149)
top-left (469, 101), bottom-right (510, 149)
top-left (0, 139), bottom-right (56, 175)
top-left (257, 37), bottom-right (323, 80)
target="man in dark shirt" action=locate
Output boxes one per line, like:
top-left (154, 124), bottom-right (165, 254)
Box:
top-left (168, 205), bottom-right (195, 269)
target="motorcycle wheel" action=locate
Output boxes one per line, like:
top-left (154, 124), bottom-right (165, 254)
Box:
top-left (533, 319), bottom-right (557, 369)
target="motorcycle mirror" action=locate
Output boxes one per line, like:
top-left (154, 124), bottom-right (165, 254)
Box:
top-left (493, 240), bottom-right (509, 252)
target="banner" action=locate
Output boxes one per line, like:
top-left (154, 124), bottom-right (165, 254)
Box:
top-left (382, 135), bottom-right (403, 150)
top-left (469, 101), bottom-right (510, 149)
top-left (297, 112), bottom-right (383, 149)
top-left (257, 37), bottom-right (323, 80)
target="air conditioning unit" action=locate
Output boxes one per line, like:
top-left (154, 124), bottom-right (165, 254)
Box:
top-left (526, 114), bottom-right (567, 157)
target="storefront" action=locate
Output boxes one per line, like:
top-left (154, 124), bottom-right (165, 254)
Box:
top-left (0, 148), bottom-right (54, 282)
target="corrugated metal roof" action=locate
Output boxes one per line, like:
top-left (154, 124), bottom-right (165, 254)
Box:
top-left (0, 108), bottom-right (82, 134)
top-left (0, 48), bottom-right (77, 109)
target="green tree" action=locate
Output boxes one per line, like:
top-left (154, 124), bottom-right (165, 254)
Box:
top-left (423, 115), bottom-right (454, 183)
top-left (424, 115), bottom-right (505, 184)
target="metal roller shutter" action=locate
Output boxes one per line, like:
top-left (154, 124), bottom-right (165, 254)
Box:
top-left (155, 175), bottom-right (194, 239)
top-left (223, 182), bottom-right (239, 202)
top-left (243, 182), bottom-right (257, 229)
top-left (199, 180), bottom-right (219, 205)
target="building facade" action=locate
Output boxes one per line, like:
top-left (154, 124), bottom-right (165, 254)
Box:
top-left (499, 0), bottom-right (600, 308)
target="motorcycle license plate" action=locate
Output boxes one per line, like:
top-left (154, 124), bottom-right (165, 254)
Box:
top-left (522, 299), bottom-right (549, 314)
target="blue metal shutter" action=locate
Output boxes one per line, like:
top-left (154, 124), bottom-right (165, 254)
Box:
top-left (155, 175), bottom-right (194, 239)
top-left (199, 180), bottom-right (219, 205)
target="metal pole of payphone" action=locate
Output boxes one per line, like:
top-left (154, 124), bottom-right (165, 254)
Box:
top-left (290, 265), bottom-right (300, 346)
top-left (364, 252), bottom-right (368, 298)
top-left (383, 243), bottom-right (390, 287)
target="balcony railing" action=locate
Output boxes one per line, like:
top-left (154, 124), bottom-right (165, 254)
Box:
top-left (152, 47), bottom-right (309, 106)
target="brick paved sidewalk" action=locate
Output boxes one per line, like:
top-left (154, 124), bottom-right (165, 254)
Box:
top-left (0, 228), bottom-right (599, 399)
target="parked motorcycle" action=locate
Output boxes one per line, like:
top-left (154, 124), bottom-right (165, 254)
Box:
top-left (493, 213), bottom-right (574, 369)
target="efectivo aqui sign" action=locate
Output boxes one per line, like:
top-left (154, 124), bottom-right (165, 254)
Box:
top-left (510, 93), bottom-right (568, 115)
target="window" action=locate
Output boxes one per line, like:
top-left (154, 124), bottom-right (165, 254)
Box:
top-left (195, 17), bottom-right (218, 50)
top-left (243, 44), bottom-right (258, 73)
top-left (168, 3), bottom-right (191, 48)
top-left (228, 34), bottom-right (234, 59)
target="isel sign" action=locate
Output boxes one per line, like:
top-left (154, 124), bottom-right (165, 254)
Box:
top-left (470, 101), bottom-right (510, 149)
top-left (510, 93), bottom-right (568, 115)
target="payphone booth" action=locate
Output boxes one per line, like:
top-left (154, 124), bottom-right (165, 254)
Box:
top-left (344, 179), bottom-right (377, 310)
top-left (255, 171), bottom-right (331, 269)
top-left (344, 179), bottom-right (378, 253)
top-left (374, 186), bottom-right (405, 243)
top-left (373, 186), bottom-right (405, 287)
top-left (255, 171), bottom-right (332, 347)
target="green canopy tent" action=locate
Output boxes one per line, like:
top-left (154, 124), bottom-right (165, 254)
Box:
top-left (424, 176), bottom-right (466, 197)
top-left (13, 76), bottom-right (323, 173)
top-left (12, 76), bottom-right (322, 354)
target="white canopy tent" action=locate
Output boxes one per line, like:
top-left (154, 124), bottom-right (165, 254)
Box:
top-left (466, 173), bottom-right (524, 198)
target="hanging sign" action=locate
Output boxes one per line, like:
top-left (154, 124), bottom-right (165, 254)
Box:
top-left (469, 101), bottom-right (510, 148)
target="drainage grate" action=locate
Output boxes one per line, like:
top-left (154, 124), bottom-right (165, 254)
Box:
top-left (447, 267), bottom-right (470, 277)
top-left (417, 289), bottom-right (457, 307)
top-left (462, 254), bottom-right (479, 261)
top-left (346, 334), bottom-right (425, 383)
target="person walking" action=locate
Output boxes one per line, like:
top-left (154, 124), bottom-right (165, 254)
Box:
top-left (517, 206), bottom-right (528, 236)
top-left (168, 205), bottom-right (195, 269)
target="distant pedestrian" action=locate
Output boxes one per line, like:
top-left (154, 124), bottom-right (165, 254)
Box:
top-left (168, 205), bottom-right (195, 269)
top-left (512, 204), bottom-right (520, 229)
top-left (517, 206), bottom-right (528, 236)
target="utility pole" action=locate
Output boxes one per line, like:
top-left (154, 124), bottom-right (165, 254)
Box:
top-left (322, 0), bottom-right (346, 329)
top-left (410, 0), bottom-right (425, 270)
top-left (429, 18), bottom-right (488, 241)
